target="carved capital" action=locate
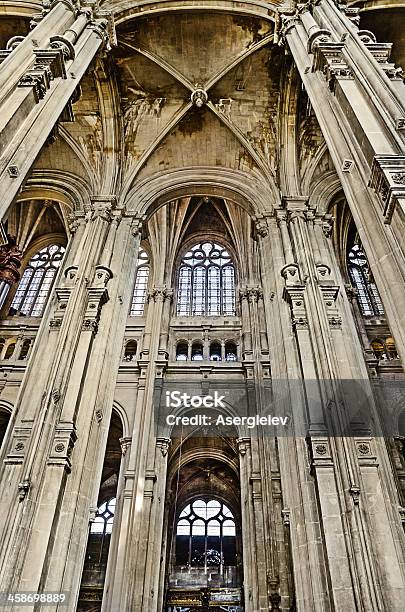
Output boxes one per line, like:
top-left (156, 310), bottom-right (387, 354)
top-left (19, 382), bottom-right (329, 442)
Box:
top-left (148, 286), bottom-right (173, 303)
top-left (18, 479), bottom-right (31, 502)
top-left (156, 437), bottom-right (171, 457)
top-left (120, 436), bottom-right (132, 456)
top-left (87, 195), bottom-right (117, 222)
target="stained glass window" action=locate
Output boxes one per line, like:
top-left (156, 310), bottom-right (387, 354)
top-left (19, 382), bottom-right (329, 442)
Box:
top-left (177, 242), bottom-right (235, 316)
top-left (348, 243), bottom-right (384, 316)
top-left (175, 499), bottom-right (236, 568)
top-left (10, 244), bottom-right (65, 317)
top-left (129, 248), bottom-right (150, 316)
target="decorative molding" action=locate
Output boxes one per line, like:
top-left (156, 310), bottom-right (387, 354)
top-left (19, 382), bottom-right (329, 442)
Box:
top-left (47, 421), bottom-right (77, 473)
top-left (156, 437), bottom-right (171, 457)
top-left (120, 436), bottom-right (132, 456)
top-left (369, 155), bottom-right (405, 223)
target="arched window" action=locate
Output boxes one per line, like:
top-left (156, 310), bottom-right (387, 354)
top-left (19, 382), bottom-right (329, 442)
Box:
top-left (4, 341), bottom-right (16, 360)
top-left (225, 341), bottom-right (237, 362)
top-left (177, 242), bottom-right (236, 316)
top-left (124, 340), bottom-right (137, 361)
top-left (210, 342), bottom-right (222, 361)
top-left (176, 499), bottom-right (236, 568)
top-left (19, 339), bottom-right (31, 360)
top-left (191, 342), bottom-right (203, 360)
top-left (176, 342), bottom-right (188, 361)
top-left (129, 248), bottom-right (150, 317)
top-left (347, 243), bottom-right (384, 316)
top-left (10, 244), bottom-right (65, 317)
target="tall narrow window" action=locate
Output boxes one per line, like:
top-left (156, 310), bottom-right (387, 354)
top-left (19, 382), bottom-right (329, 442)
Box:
top-left (10, 244), bottom-right (65, 317)
top-left (347, 243), bottom-right (384, 316)
top-left (129, 248), bottom-right (150, 316)
top-left (176, 242), bottom-right (236, 316)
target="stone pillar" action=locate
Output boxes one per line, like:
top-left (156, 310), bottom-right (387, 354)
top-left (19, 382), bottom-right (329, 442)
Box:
top-left (281, 1), bottom-right (405, 366)
top-left (0, 0), bottom-right (77, 101)
top-left (261, 195), bottom-right (405, 610)
top-left (0, 199), bottom-right (141, 610)
top-left (257, 212), bottom-right (341, 611)
top-left (106, 285), bottom-right (172, 611)
top-left (0, 5), bottom-right (114, 219)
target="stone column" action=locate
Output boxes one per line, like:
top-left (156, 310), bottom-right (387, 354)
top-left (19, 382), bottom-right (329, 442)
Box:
top-left (0, 0), bottom-right (77, 101)
top-left (281, 1), bottom-right (405, 366)
top-left (0, 199), bottom-right (141, 610)
top-left (257, 212), bottom-right (338, 611)
top-left (106, 285), bottom-right (172, 611)
top-left (270, 195), bottom-right (405, 610)
top-left (0, 6), bottom-right (113, 219)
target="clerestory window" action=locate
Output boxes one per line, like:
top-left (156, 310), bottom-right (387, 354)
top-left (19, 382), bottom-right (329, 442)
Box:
top-left (129, 248), bottom-right (150, 316)
top-left (10, 244), bottom-right (65, 317)
top-left (176, 242), bottom-right (235, 316)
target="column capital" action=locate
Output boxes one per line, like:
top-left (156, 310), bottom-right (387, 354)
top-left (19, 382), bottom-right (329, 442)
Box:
top-left (119, 436), bottom-right (132, 456)
top-left (148, 286), bottom-right (173, 303)
top-left (86, 195), bottom-right (117, 221)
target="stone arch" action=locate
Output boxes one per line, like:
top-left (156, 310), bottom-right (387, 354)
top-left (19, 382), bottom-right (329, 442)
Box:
top-left (112, 1), bottom-right (276, 27)
top-left (22, 169), bottom-right (92, 211)
top-left (123, 167), bottom-right (278, 219)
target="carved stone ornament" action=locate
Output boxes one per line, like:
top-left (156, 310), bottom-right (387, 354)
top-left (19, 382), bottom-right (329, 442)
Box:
top-left (357, 442), bottom-right (370, 455)
top-left (349, 483), bottom-right (361, 505)
top-left (7, 165), bottom-right (19, 178)
top-left (148, 286), bottom-right (173, 303)
top-left (280, 263), bottom-right (299, 281)
top-left (18, 479), bottom-right (30, 502)
top-left (391, 172), bottom-right (405, 185)
top-left (191, 88), bottom-right (208, 108)
top-left (82, 319), bottom-right (98, 334)
top-left (0, 235), bottom-right (22, 285)
top-left (120, 436), bottom-right (131, 456)
top-left (281, 508), bottom-right (290, 526)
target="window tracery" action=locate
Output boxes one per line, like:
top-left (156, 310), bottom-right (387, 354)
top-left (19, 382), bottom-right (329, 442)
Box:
top-left (347, 243), bottom-right (384, 316)
top-left (129, 248), bottom-right (150, 317)
top-left (91, 498), bottom-right (116, 536)
top-left (176, 499), bottom-right (236, 569)
top-left (177, 242), bottom-right (236, 316)
top-left (10, 244), bottom-right (65, 317)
